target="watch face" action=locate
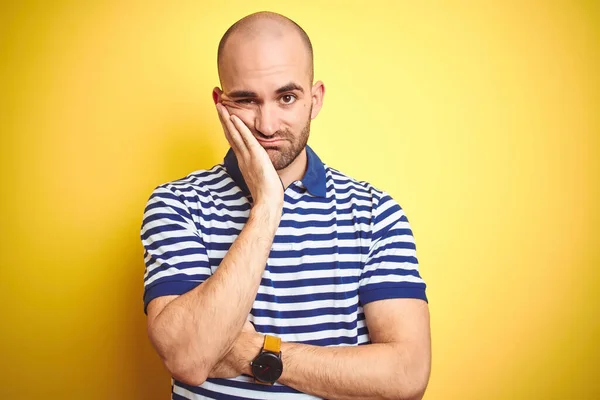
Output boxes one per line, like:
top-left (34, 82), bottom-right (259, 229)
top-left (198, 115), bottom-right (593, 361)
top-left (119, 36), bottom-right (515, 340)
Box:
top-left (251, 352), bottom-right (283, 383)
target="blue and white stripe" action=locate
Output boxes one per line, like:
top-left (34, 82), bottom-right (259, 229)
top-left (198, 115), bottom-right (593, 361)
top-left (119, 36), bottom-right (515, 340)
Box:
top-left (141, 145), bottom-right (427, 399)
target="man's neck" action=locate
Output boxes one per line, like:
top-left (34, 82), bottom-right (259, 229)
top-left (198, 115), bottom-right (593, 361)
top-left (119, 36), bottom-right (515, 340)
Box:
top-left (277, 148), bottom-right (308, 189)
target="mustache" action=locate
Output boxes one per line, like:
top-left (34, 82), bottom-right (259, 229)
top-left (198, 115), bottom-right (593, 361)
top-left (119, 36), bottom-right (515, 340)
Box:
top-left (254, 129), bottom-right (293, 140)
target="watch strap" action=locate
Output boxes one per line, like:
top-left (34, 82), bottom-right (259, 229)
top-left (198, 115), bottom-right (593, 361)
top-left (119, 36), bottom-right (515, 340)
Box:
top-left (263, 335), bottom-right (281, 354)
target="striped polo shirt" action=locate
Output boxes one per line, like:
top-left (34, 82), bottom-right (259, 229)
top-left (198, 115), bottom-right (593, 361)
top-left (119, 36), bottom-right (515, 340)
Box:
top-left (141, 145), bottom-right (427, 400)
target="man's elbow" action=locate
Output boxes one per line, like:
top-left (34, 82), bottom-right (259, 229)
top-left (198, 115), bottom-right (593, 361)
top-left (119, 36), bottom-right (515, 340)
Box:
top-left (148, 328), bottom-right (211, 386)
top-left (388, 363), bottom-right (430, 400)
top-left (387, 379), bottom-right (427, 400)
top-left (402, 385), bottom-right (427, 400)
top-left (163, 356), bottom-right (209, 386)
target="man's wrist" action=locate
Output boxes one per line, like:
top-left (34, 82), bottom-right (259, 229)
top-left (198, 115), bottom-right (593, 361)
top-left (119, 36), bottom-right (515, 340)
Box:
top-left (248, 204), bottom-right (282, 234)
top-left (241, 332), bottom-right (264, 376)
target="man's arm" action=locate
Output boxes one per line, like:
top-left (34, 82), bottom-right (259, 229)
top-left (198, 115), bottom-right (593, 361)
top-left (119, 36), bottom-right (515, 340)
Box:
top-left (145, 105), bottom-right (284, 386)
top-left (279, 298), bottom-right (431, 400)
top-left (222, 298), bottom-right (431, 400)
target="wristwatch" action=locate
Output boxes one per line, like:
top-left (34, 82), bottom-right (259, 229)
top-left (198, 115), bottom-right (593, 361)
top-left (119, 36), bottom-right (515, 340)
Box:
top-left (250, 335), bottom-right (283, 385)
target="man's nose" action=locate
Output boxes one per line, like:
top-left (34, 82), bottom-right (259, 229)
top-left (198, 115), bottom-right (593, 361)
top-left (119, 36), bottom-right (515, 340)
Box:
top-left (254, 104), bottom-right (278, 137)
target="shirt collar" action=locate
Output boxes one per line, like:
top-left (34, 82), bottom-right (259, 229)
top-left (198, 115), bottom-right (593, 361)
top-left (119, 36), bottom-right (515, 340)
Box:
top-left (223, 145), bottom-right (327, 198)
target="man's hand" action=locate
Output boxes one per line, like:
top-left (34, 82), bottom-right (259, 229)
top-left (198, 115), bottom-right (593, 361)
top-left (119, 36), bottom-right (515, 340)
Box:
top-left (208, 320), bottom-right (262, 379)
top-left (216, 103), bottom-right (284, 210)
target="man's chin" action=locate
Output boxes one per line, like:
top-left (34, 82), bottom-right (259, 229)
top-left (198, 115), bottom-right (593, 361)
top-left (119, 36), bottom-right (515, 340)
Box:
top-left (264, 139), bottom-right (307, 171)
top-left (269, 152), bottom-right (294, 171)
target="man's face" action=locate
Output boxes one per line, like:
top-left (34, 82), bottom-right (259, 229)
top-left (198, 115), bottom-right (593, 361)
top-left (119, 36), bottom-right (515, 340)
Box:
top-left (216, 33), bottom-right (317, 170)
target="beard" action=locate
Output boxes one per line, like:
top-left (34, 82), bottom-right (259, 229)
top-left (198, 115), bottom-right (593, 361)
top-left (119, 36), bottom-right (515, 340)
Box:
top-left (258, 111), bottom-right (312, 171)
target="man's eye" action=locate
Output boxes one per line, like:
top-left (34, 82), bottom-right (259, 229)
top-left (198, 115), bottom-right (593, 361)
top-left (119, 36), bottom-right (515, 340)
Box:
top-left (280, 95), bottom-right (296, 105)
top-left (236, 99), bottom-right (255, 104)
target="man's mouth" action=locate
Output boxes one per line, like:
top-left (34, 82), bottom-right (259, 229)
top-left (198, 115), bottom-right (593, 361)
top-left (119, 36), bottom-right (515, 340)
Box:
top-left (256, 138), bottom-right (284, 147)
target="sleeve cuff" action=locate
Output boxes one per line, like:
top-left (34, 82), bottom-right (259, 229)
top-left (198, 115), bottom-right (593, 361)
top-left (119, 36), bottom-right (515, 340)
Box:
top-left (143, 280), bottom-right (203, 314)
top-left (359, 286), bottom-right (428, 305)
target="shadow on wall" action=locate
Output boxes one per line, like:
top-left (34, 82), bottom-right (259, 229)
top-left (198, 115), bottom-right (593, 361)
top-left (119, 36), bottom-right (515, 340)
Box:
top-left (110, 121), bottom-right (223, 399)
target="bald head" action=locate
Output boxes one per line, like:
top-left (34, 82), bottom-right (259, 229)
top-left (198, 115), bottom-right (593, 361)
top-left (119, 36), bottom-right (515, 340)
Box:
top-left (217, 12), bottom-right (314, 84)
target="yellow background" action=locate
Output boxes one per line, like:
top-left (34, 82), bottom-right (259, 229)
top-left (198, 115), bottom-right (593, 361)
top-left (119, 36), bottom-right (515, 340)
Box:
top-left (1, 1), bottom-right (598, 399)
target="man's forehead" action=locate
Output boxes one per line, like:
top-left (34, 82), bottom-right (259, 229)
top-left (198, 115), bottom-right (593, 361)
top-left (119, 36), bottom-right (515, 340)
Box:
top-left (223, 33), bottom-right (306, 65)
top-left (220, 38), bottom-right (310, 92)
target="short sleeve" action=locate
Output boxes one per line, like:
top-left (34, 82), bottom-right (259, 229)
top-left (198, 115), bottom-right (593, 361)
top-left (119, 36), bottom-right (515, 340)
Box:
top-left (359, 193), bottom-right (427, 305)
top-left (141, 185), bottom-right (211, 314)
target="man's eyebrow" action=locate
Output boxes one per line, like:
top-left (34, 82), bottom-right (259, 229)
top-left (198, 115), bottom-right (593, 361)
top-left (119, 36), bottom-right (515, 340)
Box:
top-left (227, 90), bottom-right (258, 98)
top-left (226, 83), bottom-right (304, 98)
top-left (276, 83), bottom-right (304, 94)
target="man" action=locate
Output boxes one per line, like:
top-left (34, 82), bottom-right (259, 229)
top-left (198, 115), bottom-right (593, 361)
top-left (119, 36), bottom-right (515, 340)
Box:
top-left (141, 11), bottom-right (430, 400)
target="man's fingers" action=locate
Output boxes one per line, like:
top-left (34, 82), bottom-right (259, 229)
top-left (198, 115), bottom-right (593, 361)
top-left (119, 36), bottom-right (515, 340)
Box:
top-left (216, 109), bottom-right (235, 147)
top-left (230, 114), bottom-right (260, 150)
top-left (216, 104), bottom-right (236, 146)
top-left (216, 104), bottom-right (247, 157)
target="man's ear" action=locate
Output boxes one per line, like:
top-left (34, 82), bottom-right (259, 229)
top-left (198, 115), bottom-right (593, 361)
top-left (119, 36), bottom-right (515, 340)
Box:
top-left (310, 81), bottom-right (325, 120)
top-left (212, 87), bottom-right (223, 105)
